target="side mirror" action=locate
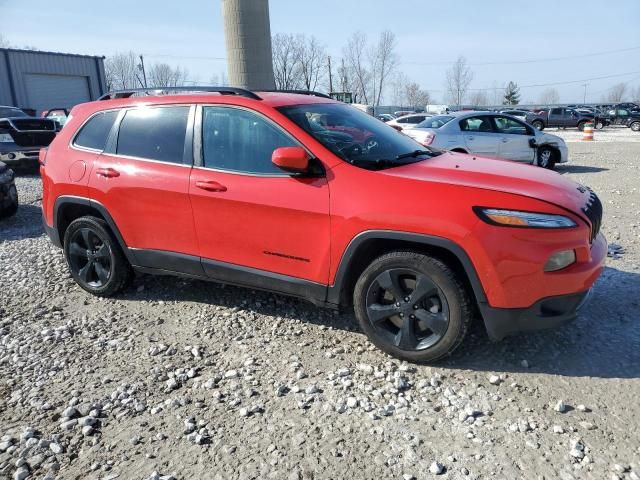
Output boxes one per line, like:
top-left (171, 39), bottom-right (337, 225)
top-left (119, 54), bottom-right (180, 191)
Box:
top-left (272, 146), bottom-right (310, 174)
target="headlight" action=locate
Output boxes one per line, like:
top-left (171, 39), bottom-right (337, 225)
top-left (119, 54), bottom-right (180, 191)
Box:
top-left (474, 208), bottom-right (577, 228)
top-left (0, 133), bottom-right (14, 143)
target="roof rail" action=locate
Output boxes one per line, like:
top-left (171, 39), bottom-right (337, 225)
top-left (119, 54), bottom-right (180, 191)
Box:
top-left (259, 89), bottom-right (331, 99)
top-left (98, 86), bottom-right (262, 101)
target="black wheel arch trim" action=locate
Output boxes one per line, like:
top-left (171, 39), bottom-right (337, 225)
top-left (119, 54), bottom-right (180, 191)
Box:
top-left (328, 230), bottom-right (488, 306)
top-left (52, 195), bottom-right (138, 264)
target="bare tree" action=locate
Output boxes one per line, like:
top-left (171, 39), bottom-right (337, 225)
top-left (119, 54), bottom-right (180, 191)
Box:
top-left (468, 90), bottom-right (489, 107)
top-left (343, 32), bottom-right (371, 105)
top-left (632, 85), bottom-right (640, 104)
top-left (445, 56), bottom-right (473, 106)
top-left (368, 31), bottom-right (398, 107)
top-left (405, 82), bottom-right (430, 108)
top-left (0, 34), bottom-right (11, 48)
top-left (272, 33), bottom-right (303, 90)
top-left (148, 63), bottom-right (188, 88)
top-left (296, 35), bottom-right (326, 91)
top-left (538, 87), bottom-right (560, 105)
top-left (105, 52), bottom-right (141, 91)
top-left (606, 82), bottom-right (628, 103)
top-left (389, 72), bottom-right (408, 105)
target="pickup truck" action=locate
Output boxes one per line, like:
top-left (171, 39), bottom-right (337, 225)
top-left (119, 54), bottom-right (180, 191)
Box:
top-left (605, 107), bottom-right (640, 131)
top-left (0, 106), bottom-right (57, 169)
top-left (536, 107), bottom-right (608, 130)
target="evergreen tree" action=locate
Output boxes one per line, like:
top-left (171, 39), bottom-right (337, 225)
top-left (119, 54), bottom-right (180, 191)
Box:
top-left (503, 81), bottom-right (521, 105)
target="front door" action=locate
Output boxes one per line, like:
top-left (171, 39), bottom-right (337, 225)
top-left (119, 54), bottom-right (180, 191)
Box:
top-left (87, 105), bottom-right (199, 267)
top-left (492, 115), bottom-right (536, 163)
top-left (189, 105), bottom-right (331, 289)
top-left (459, 115), bottom-right (499, 157)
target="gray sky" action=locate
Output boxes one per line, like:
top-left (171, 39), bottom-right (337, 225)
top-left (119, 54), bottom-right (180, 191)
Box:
top-left (2, 0), bottom-right (639, 103)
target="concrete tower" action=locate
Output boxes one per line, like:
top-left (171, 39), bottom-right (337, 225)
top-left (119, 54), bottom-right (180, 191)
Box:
top-left (221, 0), bottom-right (276, 90)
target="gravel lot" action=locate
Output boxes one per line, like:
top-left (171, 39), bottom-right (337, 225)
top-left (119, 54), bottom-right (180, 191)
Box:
top-left (1, 133), bottom-right (639, 480)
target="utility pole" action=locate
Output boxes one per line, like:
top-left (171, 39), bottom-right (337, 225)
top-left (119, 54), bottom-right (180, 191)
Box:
top-left (138, 55), bottom-right (148, 88)
top-left (582, 83), bottom-right (588, 104)
top-left (327, 55), bottom-right (333, 94)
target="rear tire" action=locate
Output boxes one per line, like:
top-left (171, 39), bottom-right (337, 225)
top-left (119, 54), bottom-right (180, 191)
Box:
top-left (63, 216), bottom-right (131, 296)
top-left (595, 121), bottom-right (604, 130)
top-left (531, 120), bottom-right (544, 131)
top-left (537, 146), bottom-right (556, 169)
top-left (353, 251), bottom-right (472, 363)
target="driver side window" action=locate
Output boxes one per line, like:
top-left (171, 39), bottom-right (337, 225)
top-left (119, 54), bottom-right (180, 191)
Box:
top-left (459, 116), bottom-right (493, 132)
top-left (201, 106), bottom-right (300, 175)
top-left (493, 116), bottom-right (529, 135)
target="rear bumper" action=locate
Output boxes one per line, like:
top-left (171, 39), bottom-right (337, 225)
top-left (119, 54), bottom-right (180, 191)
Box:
top-left (0, 149), bottom-right (40, 167)
top-left (481, 289), bottom-right (591, 340)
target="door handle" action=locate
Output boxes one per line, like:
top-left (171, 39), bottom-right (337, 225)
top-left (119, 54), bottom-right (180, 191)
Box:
top-left (95, 167), bottom-right (120, 178)
top-left (501, 138), bottom-right (509, 143)
top-left (195, 180), bottom-right (227, 192)
top-left (466, 136), bottom-right (474, 140)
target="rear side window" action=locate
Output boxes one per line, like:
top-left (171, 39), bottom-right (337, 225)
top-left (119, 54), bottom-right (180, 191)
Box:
top-left (74, 111), bottom-right (119, 151)
top-left (416, 115), bottom-right (453, 129)
top-left (116, 106), bottom-right (189, 163)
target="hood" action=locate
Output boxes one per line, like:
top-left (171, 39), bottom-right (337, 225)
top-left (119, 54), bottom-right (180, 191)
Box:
top-left (385, 151), bottom-right (590, 215)
top-left (536, 131), bottom-right (565, 145)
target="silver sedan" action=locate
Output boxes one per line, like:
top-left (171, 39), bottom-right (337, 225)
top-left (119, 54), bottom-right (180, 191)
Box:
top-left (403, 111), bottom-right (568, 169)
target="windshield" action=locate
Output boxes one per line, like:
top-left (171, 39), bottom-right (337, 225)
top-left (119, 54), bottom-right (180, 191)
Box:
top-left (416, 115), bottom-right (454, 129)
top-left (0, 107), bottom-right (28, 119)
top-left (278, 103), bottom-right (440, 170)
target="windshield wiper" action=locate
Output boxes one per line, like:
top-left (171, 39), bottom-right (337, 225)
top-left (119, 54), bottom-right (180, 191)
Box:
top-left (396, 149), bottom-right (433, 160)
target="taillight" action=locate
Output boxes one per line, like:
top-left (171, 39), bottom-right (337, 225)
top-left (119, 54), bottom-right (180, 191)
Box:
top-left (39, 147), bottom-right (48, 167)
top-left (421, 132), bottom-right (435, 146)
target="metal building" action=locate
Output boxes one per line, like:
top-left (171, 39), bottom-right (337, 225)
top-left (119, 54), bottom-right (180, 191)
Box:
top-left (0, 48), bottom-right (106, 114)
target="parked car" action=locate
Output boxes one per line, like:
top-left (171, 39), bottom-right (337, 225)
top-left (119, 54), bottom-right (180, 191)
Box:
top-left (387, 113), bottom-right (432, 131)
top-left (539, 107), bottom-right (607, 130)
top-left (393, 110), bottom-right (415, 117)
top-left (605, 107), bottom-right (640, 130)
top-left (0, 160), bottom-right (18, 218)
top-left (0, 106), bottom-right (58, 168)
top-left (500, 109), bottom-right (546, 130)
top-left (404, 112), bottom-right (568, 169)
top-left (377, 114), bottom-right (396, 122)
top-left (41, 87), bottom-right (605, 363)
top-left (42, 108), bottom-right (70, 128)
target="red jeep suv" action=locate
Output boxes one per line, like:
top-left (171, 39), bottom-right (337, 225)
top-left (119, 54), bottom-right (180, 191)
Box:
top-left (40, 87), bottom-right (606, 362)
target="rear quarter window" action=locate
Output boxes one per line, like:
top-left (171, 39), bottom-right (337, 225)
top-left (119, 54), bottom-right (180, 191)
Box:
top-left (73, 111), bottom-right (119, 151)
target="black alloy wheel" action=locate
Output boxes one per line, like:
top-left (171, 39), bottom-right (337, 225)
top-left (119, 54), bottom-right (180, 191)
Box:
top-left (365, 268), bottom-right (450, 351)
top-left (67, 227), bottom-right (113, 288)
top-left (63, 216), bottom-right (131, 296)
top-left (353, 252), bottom-right (472, 363)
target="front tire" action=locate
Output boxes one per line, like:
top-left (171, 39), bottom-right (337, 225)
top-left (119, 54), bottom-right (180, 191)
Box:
top-left (630, 122), bottom-right (640, 132)
top-left (63, 216), bottom-right (131, 296)
top-left (531, 120), bottom-right (544, 131)
top-left (353, 251), bottom-right (472, 363)
top-left (537, 146), bottom-right (556, 169)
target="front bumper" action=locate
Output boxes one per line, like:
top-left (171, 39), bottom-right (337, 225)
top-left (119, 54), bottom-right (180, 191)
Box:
top-left (481, 289), bottom-right (591, 340)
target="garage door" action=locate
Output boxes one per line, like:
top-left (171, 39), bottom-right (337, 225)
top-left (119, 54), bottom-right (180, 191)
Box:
top-left (24, 74), bottom-right (91, 114)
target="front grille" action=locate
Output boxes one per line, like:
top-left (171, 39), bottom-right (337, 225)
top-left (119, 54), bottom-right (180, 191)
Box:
top-left (10, 119), bottom-right (56, 132)
top-left (582, 188), bottom-right (602, 243)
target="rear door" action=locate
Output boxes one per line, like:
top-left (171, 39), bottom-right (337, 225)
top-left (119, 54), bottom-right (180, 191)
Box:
top-left (459, 115), bottom-right (500, 156)
top-left (492, 115), bottom-right (535, 162)
top-left (87, 105), bottom-right (200, 266)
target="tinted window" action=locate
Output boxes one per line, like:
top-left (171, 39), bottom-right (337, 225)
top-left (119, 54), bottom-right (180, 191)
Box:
top-left (202, 106), bottom-right (298, 174)
top-left (459, 116), bottom-right (493, 132)
top-left (493, 116), bottom-right (529, 135)
top-left (74, 111), bottom-right (119, 151)
top-left (550, 108), bottom-right (562, 115)
top-left (117, 107), bottom-right (189, 163)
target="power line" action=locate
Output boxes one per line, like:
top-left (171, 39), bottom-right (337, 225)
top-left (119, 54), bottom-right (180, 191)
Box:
top-left (402, 46), bottom-right (640, 67)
